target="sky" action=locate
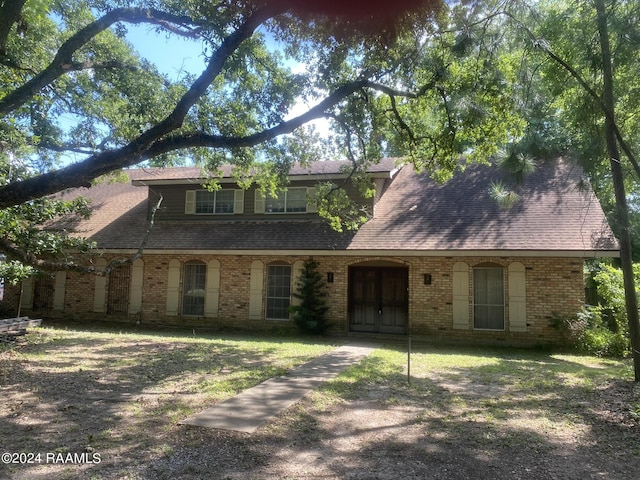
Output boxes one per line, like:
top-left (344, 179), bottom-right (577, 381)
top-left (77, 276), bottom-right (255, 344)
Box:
top-left (125, 25), bottom-right (207, 79)
top-left (124, 24), bottom-right (330, 136)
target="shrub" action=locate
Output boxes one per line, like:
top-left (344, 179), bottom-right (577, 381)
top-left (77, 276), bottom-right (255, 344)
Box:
top-left (554, 308), bottom-right (630, 357)
top-left (289, 258), bottom-right (331, 334)
top-left (558, 262), bottom-right (640, 357)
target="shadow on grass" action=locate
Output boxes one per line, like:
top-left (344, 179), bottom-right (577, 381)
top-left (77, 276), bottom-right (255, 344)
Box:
top-left (1, 326), bottom-right (637, 480)
top-left (0, 323), bottom-right (335, 480)
top-left (190, 345), bottom-right (637, 480)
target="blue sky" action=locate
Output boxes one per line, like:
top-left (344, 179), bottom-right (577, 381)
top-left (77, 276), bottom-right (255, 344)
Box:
top-left (124, 24), bottom-right (331, 139)
top-left (125, 25), bottom-right (207, 79)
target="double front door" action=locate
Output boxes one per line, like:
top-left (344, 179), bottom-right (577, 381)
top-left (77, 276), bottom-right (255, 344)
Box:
top-left (349, 267), bottom-right (408, 334)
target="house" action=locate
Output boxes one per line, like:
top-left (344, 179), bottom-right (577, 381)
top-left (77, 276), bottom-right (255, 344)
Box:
top-left (4, 158), bottom-right (619, 345)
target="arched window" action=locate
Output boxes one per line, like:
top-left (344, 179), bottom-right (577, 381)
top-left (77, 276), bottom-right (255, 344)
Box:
top-left (182, 261), bottom-right (206, 316)
top-left (107, 265), bottom-right (131, 315)
top-left (266, 263), bottom-right (292, 320)
top-left (33, 276), bottom-right (55, 311)
top-left (473, 264), bottom-right (505, 330)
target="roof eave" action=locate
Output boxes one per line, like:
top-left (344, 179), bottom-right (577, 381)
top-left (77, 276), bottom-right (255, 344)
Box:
top-left (132, 169), bottom-right (398, 186)
top-left (92, 248), bottom-right (621, 258)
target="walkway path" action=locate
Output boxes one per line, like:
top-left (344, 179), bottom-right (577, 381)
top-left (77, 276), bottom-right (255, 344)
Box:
top-left (179, 342), bottom-right (378, 433)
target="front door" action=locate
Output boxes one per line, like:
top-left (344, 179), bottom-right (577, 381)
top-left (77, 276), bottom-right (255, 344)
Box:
top-left (349, 267), bottom-right (408, 334)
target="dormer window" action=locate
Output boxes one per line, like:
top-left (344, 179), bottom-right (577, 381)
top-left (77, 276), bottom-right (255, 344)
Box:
top-left (195, 190), bottom-right (234, 214)
top-left (185, 189), bottom-right (244, 215)
top-left (267, 188), bottom-right (307, 213)
top-left (254, 187), bottom-right (317, 214)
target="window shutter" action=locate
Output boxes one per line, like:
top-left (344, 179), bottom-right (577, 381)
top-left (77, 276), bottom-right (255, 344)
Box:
top-left (249, 260), bottom-right (264, 319)
top-left (508, 262), bottom-right (527, 332)
top-left (185, 190), bottom-right (196, 214)
top-left (93, 258), bottom-right (108, 313)
top-left (205, 260), bottom-right (221, 318)
top-left (306, 187), bottom-right (317, 213)
top-left (166, 259), bottom-right (180, 316)
top-left (234, 189), bottom-right (245, 214)
top-left (452, 262), bottom-right (470, 330)
top-left (129, 259), bottom-right (144, 315)
top-left (53, 271), bottom-right (66, 311)
top-left (254, 190), bottom-right (266, 214)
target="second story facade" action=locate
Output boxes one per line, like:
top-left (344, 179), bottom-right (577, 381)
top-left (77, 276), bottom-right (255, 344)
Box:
top-left (131, 159), bottom-right (400, 224)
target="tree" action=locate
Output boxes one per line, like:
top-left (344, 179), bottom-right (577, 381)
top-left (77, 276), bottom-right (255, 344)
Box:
top-left (290, 258), bottom-right (330, 334)
top-left (0, 0), bottom-right (524, 283)
top-left (476, 0), bottom-right (640, 379)
top-left (529, 0), bottom-right (640, 380)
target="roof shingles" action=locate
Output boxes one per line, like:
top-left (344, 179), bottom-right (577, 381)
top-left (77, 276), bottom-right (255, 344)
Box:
top-left (64, 159), bottom-right (618, 254)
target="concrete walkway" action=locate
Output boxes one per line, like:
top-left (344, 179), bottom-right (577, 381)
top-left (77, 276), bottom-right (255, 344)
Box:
top-left (179, 342), bottom-right (378, 433)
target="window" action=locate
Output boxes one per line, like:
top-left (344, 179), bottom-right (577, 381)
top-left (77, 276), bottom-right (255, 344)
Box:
top-left (266, 188), bottom-right (307, 213)
top-left (33, 276), bottom-right (55, 310)
top-left (195, 189), bottom-right (235, 214)
top-left (107, 265), bottom-right (131, 315)
top-left (266, 264), bottom-right (292, 320)
top-left (182, 262), bottom-right (206, 316)
top-left (473, 267), bottom-right (504, 330)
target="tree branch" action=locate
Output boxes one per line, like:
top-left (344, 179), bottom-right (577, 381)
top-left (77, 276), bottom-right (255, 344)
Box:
top-left (0, 8), bottom-right (206, 116)
top-left (0, 194), bottom-right (163, 275)
top-left (0, 4), bottom-right (284, 209)
top-left (0, 0), bottom-right (27, 57)
top-left (500, 9), bottom-right (640, 181)
top-left (145, 79), bottom-right (434, 155)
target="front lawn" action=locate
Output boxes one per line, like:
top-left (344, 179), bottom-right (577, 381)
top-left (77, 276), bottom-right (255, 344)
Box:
top-left (1, 324), bottom-right (638, 479)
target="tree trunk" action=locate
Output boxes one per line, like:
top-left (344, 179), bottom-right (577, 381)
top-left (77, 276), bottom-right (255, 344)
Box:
top-left (595, 0), bottom-right (640, 380)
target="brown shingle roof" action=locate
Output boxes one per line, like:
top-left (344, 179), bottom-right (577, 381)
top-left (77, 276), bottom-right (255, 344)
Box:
top-left (132, 158), bottom-right (400, 184)
top-left (348, 159), bottom-right (618, 252)
top-left (63, 159), bottom-right (618, 255)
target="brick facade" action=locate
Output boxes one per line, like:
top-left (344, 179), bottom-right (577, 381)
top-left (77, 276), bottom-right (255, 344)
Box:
top-left (4, 253), bottom-right (584, 346)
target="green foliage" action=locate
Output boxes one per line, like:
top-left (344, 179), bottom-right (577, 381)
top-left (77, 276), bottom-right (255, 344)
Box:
top-left (559, 308), bottom-right (630, 358)
top-left (558, 262), bottom-right (640, 357)
top-left (289, 258), bottom-right (330, 335)
top-left (0, 259), bottom-right (35, 285)
top-left (488, 180), bottom-right (521, 209)
top-left (0, 1), bottom-right (556, 277)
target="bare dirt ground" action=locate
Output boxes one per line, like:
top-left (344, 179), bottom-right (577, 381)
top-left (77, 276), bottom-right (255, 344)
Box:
top-left (1, 327), bottom-right (639, 480)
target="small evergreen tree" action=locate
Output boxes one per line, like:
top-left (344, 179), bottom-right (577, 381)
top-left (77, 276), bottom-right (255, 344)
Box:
top-left (290, 258), bottom-right (330, 334)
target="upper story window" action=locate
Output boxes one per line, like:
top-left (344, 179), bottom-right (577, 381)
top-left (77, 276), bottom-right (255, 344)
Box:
top-left (267, 188), bottom-right (307, 213)
top-left (255, 187), bottom-right (316, 214)
top-left (195, 190), bottom-right (235, 214)
top-left (185, 189), bottom-right (244, 215)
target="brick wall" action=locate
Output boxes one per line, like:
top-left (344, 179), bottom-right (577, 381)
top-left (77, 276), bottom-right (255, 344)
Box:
top-left (5, 253), bottom-right (585, 346)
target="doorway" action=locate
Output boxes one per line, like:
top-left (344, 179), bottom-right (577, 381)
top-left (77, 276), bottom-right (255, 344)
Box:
top-left (349, 266), bottom-right (408, 334)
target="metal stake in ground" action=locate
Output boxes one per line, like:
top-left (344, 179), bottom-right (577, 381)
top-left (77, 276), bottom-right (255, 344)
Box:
top-left (407, 335), bottom-right (411, 385)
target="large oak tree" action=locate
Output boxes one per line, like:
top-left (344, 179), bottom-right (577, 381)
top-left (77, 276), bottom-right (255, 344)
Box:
top-left (0, 0), bottom-right (522, 280)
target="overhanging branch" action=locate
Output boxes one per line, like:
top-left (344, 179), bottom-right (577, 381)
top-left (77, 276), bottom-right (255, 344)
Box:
top-left (0, 194), bottom-right (163, 275)
top-left (0, 8), bottom-right (209, 116)
top-left (0, 4), bottom-right (284, 209)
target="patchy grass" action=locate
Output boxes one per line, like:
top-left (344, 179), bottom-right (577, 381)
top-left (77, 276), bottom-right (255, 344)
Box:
top-left (0, 323), bottom-right (335, 479)
top-left (1, 326), bottom-right (639, 480)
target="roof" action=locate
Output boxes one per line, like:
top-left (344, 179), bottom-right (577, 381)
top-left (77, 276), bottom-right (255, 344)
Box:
top-left (350, 160), bottom-right (617, 253)
top-left (131, 158), bottom-right (400, 184)
top-left (59, 158), bottom-right (619, 256)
